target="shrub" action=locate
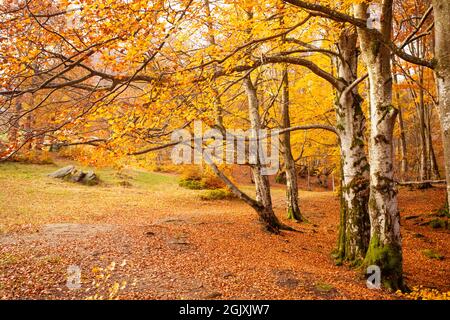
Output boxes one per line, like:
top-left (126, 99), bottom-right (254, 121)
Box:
top-left (180, 166), bottom-right (203, 181)
top-left (178, 166), bottom-right (226, 190)
top-left (179, 178), bottom-right (206, 190)
top-left (200, 189), bottom-right (236, 201)
top-left (201, 171), bottom-right (225, 189)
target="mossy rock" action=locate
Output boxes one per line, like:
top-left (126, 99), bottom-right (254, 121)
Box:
top-left (49, 166), bottom-right (99, 186)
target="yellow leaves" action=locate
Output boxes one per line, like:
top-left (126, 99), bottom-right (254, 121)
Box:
top-left (396, 286), bottom-right (450, 300)
top-left (86, 260), bottom-right (130, 300)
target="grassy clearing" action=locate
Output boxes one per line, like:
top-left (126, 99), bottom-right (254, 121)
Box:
top-left (0, 161), bottom-right (185, 234)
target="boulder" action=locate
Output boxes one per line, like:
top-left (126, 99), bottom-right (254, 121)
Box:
top-left (82, 171), bottom-right (99, 185)
top-left (70, 169), bottom-right (86, 183)
top-left (48, 165), bottom-right (75, 178)
top-left (48, 166), bottom-right (99, 185)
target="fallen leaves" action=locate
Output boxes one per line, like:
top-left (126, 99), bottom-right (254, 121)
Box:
top-left (0, 163), bottom-right (449, 300)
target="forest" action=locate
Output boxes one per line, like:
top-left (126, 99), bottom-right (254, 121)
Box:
top-left (0, 0), bottom-right (449, 301)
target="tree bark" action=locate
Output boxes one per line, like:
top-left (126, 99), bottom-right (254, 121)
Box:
top-left (281, 66), bottom-right (303, 221)
top-left (243, 74), bottom-right (283, 232)
top-left (432, 0), bottom-right (450, 208)
top-left (355, 1), bottom-right (404, 290)
top-left (393, 74), bottom-right (408, 176)
top-left (334, 27), bottom-right (370, 266)
top-left (418, 65), bottom-right (431, 185)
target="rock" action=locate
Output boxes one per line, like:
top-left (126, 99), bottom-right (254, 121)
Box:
top-left (82, 171), bottom-right (99, 185)
top-left (48, 166), bottom-right (99, 185)
top-left (70, 169), bottom-right (86, 182)
top-left (48, 165), bottom-right (75, 178)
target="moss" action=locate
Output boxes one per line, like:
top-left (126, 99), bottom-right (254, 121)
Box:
top-left (423, 249), bottom-right (444, 261)
top-left (286, 206), bottom-right (303, 221)
top-left (363, 234), bottom-right (404, 291)
top-left (315, 282), bottom-right (334, 292)
top-left (335, 166), bottom-right (369, 267)
top-left (429, 218), bottom-right (447, 229)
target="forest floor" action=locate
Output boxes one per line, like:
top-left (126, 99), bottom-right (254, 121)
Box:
top-left (0, 161), bottom-right (449, 300)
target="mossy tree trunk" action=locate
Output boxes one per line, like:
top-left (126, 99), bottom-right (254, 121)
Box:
top-left (355, 2), bottom-right (405, 290)
top-left (334, 28), bottom-right (370, 266)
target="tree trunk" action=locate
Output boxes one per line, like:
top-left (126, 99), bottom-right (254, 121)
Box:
top-left (243, 74), bottom-right (283, 232)
top-left (355, 2), bottom-right (404, 290)
top-left (8, 102), bottom-right (22, 148)
top-left (432, 0), bottom-right (450, 208)
top-left (418, 68), bottom-right (431, 185)
top-left (281, 66), bottom-right (303, 221)
top-left (393, 74), bottom-right (407, 176)
top-left (334, 28), bottom-right (370, 266)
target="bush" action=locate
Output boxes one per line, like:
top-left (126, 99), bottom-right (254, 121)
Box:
top-left (180, 166), bottom-right (203, 181)
top-left (179, 178), bottom-right (207, 190)
top-left (178, 166), bottom-right (226, 190)
top-left (201, 171), bottom-right (225, 189)
top-left (200, 189), bottom-right (236, 201)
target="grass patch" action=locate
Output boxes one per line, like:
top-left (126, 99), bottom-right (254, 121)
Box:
top-left (423, 249), bottom-right (444, 260)
top-left (0, 162), bottom-right (57, 180)
top-left (134, 170), bottom-right (177, 188)
top-left (0, 161), bottom-right (184, 233)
